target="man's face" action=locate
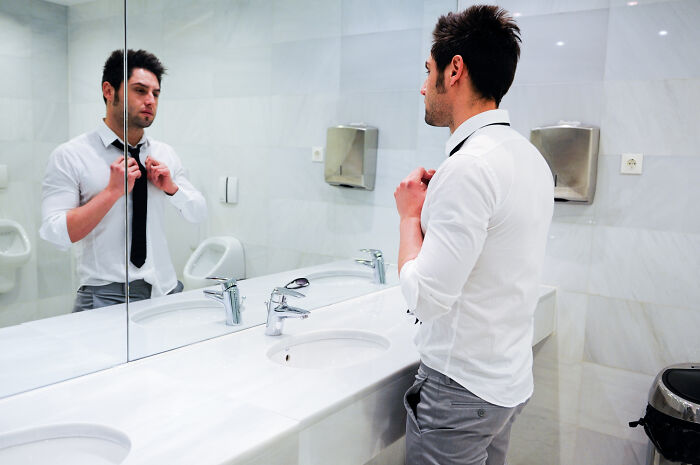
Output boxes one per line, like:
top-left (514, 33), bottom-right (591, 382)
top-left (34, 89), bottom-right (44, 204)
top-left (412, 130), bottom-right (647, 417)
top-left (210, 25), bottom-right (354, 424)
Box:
top-left (420, 55), bottom-right (451, 127)
top-left (111, 67), bottom-right (160, 130)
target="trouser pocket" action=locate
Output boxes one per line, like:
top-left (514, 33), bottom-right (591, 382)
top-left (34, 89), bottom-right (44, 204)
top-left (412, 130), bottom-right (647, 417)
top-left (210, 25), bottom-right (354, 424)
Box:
top-left (404, 376), bottom-right (427, 434)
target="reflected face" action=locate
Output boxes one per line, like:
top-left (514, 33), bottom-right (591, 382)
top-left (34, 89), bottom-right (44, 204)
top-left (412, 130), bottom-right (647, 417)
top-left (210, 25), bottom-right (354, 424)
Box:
top-left (112, 67), bottom-right (160, 130)
top-left (420, 55), bottom-right (450, 127)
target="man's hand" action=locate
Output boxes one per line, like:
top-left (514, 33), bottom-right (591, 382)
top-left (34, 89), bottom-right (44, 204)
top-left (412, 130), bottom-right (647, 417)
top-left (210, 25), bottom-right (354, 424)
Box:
top-left (106, 155), bottom-right (141, 197)
top-left (394, 167), bottom-right (435, 220)
top-left (145, 156), bottom-right (178, 195)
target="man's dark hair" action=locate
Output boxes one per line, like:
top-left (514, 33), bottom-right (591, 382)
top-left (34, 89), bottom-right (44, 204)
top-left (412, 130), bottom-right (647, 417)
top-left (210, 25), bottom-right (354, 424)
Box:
top-left (431, 5), bottom-right (520, 106)
top-left (101, 49), bottom-right (166, 103)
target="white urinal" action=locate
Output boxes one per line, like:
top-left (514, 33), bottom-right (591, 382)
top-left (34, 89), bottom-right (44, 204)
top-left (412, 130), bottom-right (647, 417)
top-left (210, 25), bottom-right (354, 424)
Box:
top-left (183, 236), bottom-right (245, 290)
top-left (0, 219), bottom-right (31, 293)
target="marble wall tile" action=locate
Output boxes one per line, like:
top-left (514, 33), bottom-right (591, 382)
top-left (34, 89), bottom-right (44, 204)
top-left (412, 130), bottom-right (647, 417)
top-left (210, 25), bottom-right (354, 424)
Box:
top-left (213, 0), bottom-right (273, 49)
top-left (31, 50), bottom-right (68, 103)
top-left (460, 0), bottom-right (610, 16)
top-left (68, 19), bottom-right (123, 105)
top-left (0, 12), bottom-right (32, 57)
top-left (206, 96), bottom-right (271, 148)
top-left (573, 427), bottom-right (647, 465)
top-left (266, 198), bottom-right (336, 256)
top-left (502, 81), bottom-right (605, 140)
top-left (157, 51), bottom-right (216, 101)
top-left (68, 102), bottom-right (104, 139)
top-left (0, 99), bottom-right (33, 142)
top-left (595, 155), bottom-right (700, 234)
top-left (528, 358), bottom-right (584, 426)
top-left (586, 296), bottom-right (700, 376)
top-left (32, 101), bottom-right (68, 144)
top-left (540, 291), bottom-right (588, 366)
top-left (0, 142), bottom-right (33, 184)
top-left (124, 14), bottom-right (164, 54)
top-left (161, 3), bottom-right (216, 57)
top-left (266, 146), bottom-right (336, 203)
top-left (584, 295), bottom-right (667, 375)
top-left (271, 38), bottom-right (341, 96)
top-left (422, 0), bottom-right (457, 29)
top-left (541, 222), bottom-right (593, 293)
top-left (212, 45), bottom-right (273, 98)
top-left (588, 225), bottom-right (700, 309)
top-left (601, 79), bottom-right (700, 157)
top-left (67, 0), bottom-right (121, 24)
top-left (155, 100), bottom-right (214, 148)
top-left (0, 0), bottom-right (32, 18)
top-left (341, 29), bottom-right (424, 93)
top-left (269, 94), bottom-right (338, 149)
top-left (0, 57), bottom-right (32, 98)
top-left (578, 362), bottom-right (654, 441)
top-left (271, 0), bottom-right (342, 43)
top-left (514, 9), bottom-right (609, 85)
top-left (341, 0), bottom-right (425, 35)
top-left (605, 0), bottom-right (700, 81)
top-left (329, 203), bottom-right (400, 264)
top-left (336, 91), bottom-right (419, 150)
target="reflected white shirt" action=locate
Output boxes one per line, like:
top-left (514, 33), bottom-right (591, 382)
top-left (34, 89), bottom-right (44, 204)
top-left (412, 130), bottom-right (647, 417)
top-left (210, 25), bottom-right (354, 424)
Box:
top-left (40, 120), bottom-right (207, 297)
top-left (400, 109), bottom-right (554, 407)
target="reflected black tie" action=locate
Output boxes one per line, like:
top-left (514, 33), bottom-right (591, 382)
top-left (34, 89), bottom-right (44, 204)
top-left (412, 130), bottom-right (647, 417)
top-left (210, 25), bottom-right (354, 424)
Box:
top-left (112, 139), bottom-right (147, 268)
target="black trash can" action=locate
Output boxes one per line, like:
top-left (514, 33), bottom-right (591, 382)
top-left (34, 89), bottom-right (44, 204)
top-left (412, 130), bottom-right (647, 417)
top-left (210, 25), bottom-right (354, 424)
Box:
top-left (629, 363), bottom-right (700, 464)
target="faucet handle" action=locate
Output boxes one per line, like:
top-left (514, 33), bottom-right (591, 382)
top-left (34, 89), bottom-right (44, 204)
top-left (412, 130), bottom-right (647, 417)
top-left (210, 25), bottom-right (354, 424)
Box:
top-left (207, 276), bottom-right (238, 290)
top-left (359, 248), bottom-right (383, 258)
top-left (272, 287), bottom-right (305, 298)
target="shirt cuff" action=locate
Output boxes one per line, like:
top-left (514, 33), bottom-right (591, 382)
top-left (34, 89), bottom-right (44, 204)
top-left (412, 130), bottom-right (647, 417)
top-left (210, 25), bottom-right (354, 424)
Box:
top-left (167, 185), bottom-right (187, 208)
top-left (400, 259), bottom-right (420, 311)
top-left (39, 212), bottom-right (72, 251)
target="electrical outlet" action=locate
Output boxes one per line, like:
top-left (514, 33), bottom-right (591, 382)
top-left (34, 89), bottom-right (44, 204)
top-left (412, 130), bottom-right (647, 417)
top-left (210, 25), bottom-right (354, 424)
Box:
top-left (620, 153), bottom-right (643, 175)
top-left (311, 146), bottom-right (324, 163)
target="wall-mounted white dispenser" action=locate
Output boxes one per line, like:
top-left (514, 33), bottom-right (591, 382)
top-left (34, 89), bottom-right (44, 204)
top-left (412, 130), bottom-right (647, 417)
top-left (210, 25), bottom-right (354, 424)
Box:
top-left (324, 124), bottom-right (378, 190)
top-left (530, 123), bottom-right (600, 204)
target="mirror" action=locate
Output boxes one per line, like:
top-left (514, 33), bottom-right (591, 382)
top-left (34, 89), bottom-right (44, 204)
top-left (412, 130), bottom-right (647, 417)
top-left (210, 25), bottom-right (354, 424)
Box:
top-left (0, 0), bottom-right (128, 398)
top-left (1, 0), bottom-right (456, 396)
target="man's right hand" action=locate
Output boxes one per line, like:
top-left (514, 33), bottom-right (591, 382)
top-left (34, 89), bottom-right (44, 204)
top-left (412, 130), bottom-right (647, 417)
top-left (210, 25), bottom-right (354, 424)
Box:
top-left (106, 155), bottom-right (142, 197)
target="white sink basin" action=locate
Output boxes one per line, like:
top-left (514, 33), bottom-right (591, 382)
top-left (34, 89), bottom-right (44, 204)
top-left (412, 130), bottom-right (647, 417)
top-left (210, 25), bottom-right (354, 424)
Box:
top-left (305, 269), bottom-right (375, 283)
top-left (0, 423), bottom-right (130, 465)
top-left (130, 298), bottom-right (226, 328)
top-left (267, 330), bottom-right (390, 369)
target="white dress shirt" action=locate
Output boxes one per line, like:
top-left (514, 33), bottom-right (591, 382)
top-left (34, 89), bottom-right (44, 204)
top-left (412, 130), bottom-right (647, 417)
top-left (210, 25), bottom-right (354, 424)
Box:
top-left (40, 120), bottom-right (207, 297)
top-left (400, 109), bottom-right (554, 407)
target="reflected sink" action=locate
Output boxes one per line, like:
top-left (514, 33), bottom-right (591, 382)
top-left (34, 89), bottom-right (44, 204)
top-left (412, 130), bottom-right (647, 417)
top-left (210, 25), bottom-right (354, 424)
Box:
top-left (130, 298), bottom-right (226, 328)
top-left (305, 269), bottom-right (375, 282)
top-left (0, 423), bottom-right (130, 465)
top-left (268, 330), bottom-right (390, 369)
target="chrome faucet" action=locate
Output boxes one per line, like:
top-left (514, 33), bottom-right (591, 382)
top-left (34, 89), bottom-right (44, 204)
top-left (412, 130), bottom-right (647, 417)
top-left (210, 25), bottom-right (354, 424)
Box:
top-left (265, 287), bottom-right (309, 336)
top-left (203, 277), bottom-right (242, 326)
top-left (355, 248), bottom-right (386, 284)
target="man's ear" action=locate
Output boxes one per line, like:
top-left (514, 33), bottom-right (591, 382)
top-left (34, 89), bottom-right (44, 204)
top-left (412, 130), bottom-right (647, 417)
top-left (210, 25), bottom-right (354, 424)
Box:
top-left (102, 81), bottom-right (114, 103)
top-left (449, 55), bottom-right (465, 86)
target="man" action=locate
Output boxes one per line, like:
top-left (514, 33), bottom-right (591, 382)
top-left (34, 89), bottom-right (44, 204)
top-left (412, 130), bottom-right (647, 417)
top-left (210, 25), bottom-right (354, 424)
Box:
top-left (394, 6), bottom-right (554, 464)
top-left (40, 49), bottom-right (207, 312)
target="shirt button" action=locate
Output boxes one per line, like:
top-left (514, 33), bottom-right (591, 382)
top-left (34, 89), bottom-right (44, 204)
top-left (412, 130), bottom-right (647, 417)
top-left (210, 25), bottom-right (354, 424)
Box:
top-left (477, 409), bottom-right (485, 418)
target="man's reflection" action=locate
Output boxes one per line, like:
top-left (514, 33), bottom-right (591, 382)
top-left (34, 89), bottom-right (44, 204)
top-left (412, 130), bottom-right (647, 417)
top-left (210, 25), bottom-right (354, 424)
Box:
top-left (40, 49), bottom-right (207, 312)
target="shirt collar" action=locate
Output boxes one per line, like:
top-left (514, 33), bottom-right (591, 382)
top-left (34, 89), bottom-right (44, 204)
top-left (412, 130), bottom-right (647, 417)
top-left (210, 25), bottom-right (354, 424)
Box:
top-left (97, 119), bottom-right (149, 148)
top-left (445, 109), bottom-right (510, 156)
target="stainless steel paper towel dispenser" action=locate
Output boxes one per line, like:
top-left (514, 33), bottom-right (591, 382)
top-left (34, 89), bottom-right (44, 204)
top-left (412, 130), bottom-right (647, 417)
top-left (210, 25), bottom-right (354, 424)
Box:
top-left (324, 124), bottom-right (378, 190)
top-left (530, 123), bottom-right (600, 204)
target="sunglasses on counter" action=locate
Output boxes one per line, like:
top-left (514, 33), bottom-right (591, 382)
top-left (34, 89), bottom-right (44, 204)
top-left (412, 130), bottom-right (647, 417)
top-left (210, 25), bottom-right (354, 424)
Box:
top-left (284, 277), bottom-right (310, 290)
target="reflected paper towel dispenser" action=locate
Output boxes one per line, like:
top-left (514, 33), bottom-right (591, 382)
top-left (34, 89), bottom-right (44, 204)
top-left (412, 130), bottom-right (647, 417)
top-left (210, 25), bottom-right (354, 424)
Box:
top-left (324, 124), bottom-right (378, 190)
top-left (530, 123), bottom-right (600, 204)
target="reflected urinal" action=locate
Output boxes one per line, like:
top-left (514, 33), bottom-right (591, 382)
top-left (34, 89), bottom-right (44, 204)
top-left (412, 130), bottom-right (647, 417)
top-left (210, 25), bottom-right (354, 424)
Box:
top-left (183, 236), bottom-right (245, 290)
top-left (0, 219), bottom-right (31, 293)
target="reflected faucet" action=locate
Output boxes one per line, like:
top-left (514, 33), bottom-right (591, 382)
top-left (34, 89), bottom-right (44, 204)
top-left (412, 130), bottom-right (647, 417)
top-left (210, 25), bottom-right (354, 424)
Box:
top-left (354, 248), bottom-right (386, 284)
top-left (265, 287), bottom-right (309, 336)
top-left (203, 277), bottom-right (242, 326)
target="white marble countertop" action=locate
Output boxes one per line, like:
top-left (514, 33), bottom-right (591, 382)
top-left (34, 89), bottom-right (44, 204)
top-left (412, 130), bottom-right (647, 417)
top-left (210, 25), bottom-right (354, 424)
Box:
top-left (0, 279), bottom-right (556, 464)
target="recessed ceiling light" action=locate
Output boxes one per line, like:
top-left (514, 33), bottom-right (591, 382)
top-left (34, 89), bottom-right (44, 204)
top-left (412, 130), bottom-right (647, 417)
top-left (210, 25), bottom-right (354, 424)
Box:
top-left (513, 12), bottom-right (522, 17)
top-left (627, 1), bottom-right (638, 6)
top-left (556, 41), bottom-right (565, 46)
top-left (658, 30), bottom-right (668, 36)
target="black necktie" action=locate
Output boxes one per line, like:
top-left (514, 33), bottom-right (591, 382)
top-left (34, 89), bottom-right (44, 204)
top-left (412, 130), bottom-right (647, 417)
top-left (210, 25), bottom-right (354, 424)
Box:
top-left (112, 139), bottom-right (147, 268)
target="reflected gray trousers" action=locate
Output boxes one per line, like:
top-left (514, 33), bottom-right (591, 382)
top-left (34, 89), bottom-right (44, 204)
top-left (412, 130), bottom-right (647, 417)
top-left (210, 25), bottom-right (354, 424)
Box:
top-left (404, 363), bottom-right (527, 465)
top-left (73, 279), bottom-right (184, 312)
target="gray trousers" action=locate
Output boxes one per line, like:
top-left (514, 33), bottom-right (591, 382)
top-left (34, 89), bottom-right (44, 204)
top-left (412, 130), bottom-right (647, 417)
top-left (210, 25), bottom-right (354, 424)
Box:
top-left (73, 279), bottom-right (184, 312)
top-left (404, 363), bottom-right (527, 465)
